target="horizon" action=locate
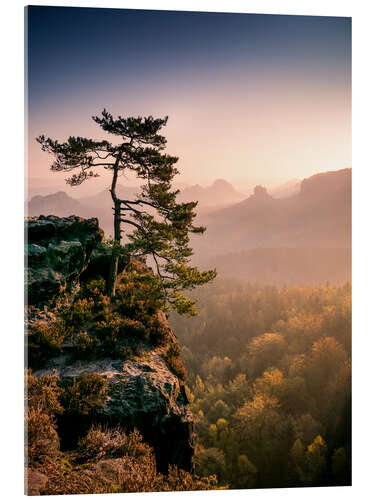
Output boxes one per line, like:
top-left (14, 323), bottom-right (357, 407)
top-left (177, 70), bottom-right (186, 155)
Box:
top-left (27, 7), bottom-right (351, 194)
top-left (27, 166), bottom-right (351, 202)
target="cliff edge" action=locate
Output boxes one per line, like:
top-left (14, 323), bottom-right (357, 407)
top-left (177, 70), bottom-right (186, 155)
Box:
top-left (25, 215), bottom-right (198, 494)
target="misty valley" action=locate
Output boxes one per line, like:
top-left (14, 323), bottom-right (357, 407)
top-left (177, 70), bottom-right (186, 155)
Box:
top-left (28, 168), bottom-right (351, 283)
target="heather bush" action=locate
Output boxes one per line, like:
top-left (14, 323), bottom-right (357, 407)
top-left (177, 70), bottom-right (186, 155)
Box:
top-left (77, 426), bottom-right (153, 462)
top-left (26, 370), bottom-right (63, 416)
top-left (77, 425), bottom-right (108, 461)
top-left (63, 297), bottom-right (95, 328)
top-left (116, 273), bottom-right (165, 322)
top-left (27, 319), bottom-right (68, 368)
top-left (94, 313), bottom-right (148, 357)
top-left (60, 373), bottom-right (107, 415)
top-left (164, 465), bottom-right (220, 491)
top-left (26, 371), bottom-right (63, 467)
top-left (81, 278), bottom-right (110, 312)
top-left (27, 405), bottom-right (60, 466)
top-left (73, 331), bottom-right (100, 359)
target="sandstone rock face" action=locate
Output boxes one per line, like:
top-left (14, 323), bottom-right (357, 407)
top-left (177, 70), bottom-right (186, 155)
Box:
top-left (26, 215), bottom-right (193, 473)
top-left (26, 215), bottom-right (103, 305)
top-left (35, 351), bottom-right (193, 473)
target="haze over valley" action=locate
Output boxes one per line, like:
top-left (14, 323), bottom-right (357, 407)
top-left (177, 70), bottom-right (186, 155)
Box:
top-left (28, 167), bottom-right (351, 286)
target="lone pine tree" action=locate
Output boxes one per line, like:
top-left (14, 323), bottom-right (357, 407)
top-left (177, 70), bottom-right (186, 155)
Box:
top-left (37, 110), bottom-right (216, 313)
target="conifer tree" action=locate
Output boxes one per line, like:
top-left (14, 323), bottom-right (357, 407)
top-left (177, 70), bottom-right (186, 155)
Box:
top-left (37, 110), bottom-right (216, 312)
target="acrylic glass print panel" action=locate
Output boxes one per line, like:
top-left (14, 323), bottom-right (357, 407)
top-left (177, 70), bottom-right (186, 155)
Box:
top-left (25, 5), bottom-right (352, 495)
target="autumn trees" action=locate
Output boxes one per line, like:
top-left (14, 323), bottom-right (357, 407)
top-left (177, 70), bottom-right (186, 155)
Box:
top-left (37, 110), bottom-right (216, 311)
top-left (170, 281), bottom-right (351, 488)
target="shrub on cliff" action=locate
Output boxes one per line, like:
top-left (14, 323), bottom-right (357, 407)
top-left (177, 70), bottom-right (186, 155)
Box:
top-left (63, 297), bottom-right (95, 328)
top-left (165, 343), bottom-right (187, 382)
top-left (29, 423), bottom-right (220, 495)
top-left (116, 272), bottom-right (165, 320)
top-left (77, 426), bottom-right (152, 462)
top-left (26, 371), bottom-right (63, 466)
top-left (73, 331), bottom-right (100, 359)
top-left (26, 371), bottom-right (63, 416)
top-left (95, 314), bottom-right (148, 344)
top-left (60, 373), bottom-right (107, 416)
top-left (27, 319), bottom-right (69, 368)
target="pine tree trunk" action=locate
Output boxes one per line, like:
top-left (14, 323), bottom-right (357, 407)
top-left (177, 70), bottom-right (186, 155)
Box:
top-left (108, 252), bottom-right (119, 300)
top-left (107, 153), bottom-right (122, 299)
top-left (108, 199), bottom-right (121, 300)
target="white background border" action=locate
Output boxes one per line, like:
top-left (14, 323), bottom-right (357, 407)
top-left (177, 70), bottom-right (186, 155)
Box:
top-left (1, 0), bottom-right (374, 498)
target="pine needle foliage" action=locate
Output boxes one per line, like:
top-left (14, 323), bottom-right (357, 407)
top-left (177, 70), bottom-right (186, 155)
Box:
top-left (37, 110), bottom-right (216, 312)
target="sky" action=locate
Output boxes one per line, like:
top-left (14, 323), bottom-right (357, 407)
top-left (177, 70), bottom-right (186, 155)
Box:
top-left (26, 6), bottom-right (351, 195)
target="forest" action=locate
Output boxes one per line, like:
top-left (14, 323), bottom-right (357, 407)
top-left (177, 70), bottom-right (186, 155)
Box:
top-left (169, 278), bottom-right (351, 488)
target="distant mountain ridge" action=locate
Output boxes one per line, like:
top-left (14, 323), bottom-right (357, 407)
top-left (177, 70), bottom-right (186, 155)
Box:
top-left (27, 178), bottom-right (247, 234)
top-left (269, 179), bottom-right (300, 199)
top-left (192, 168), bottom-right (351, 259)
top-left (177, 178), bottom-right (246, 208)
top-left (27, 191), bottom-right (90, 218)
top-left (27, 168), bottom-right (351, 286)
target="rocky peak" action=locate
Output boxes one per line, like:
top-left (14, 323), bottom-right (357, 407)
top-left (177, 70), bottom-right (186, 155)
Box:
top-left (252, 185), bottom-right (272, 200)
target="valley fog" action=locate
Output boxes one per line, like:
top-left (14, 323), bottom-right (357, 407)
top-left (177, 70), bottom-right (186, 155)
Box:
top-left (28, 167), bottom-right (351, 287)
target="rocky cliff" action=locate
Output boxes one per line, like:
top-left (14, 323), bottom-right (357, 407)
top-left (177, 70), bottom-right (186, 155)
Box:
top-left (26, 215), bottom-right (103, 305)
top-left (25, 215), bottom-right (194, 491)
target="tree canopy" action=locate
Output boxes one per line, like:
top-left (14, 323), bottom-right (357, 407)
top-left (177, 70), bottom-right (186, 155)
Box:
top-left (37, 110), bottom-right (216, 311)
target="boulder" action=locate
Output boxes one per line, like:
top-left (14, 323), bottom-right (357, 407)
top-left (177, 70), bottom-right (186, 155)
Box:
top-left (35, 351), bottom-right (193, 473)
top-left (25, 215), bottom-right (103, 305)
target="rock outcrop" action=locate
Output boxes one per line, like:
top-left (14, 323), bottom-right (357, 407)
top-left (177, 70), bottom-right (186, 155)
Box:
top-left (34, 350), bottom-right (193, 473)
top-left (26, 215), bottom-right (193, 473)
top-left (26, 215), bottom-right (103, 305)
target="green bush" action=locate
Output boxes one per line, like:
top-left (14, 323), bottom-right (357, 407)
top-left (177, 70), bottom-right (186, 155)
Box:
top-left (115, 273), bottom-right (164, 322)
top-left (147, 314), bottom-right (171, 346)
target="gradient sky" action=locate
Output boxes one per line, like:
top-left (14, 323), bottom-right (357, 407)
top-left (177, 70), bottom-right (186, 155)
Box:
top-left (26, 6), bottom-right (351, 195)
